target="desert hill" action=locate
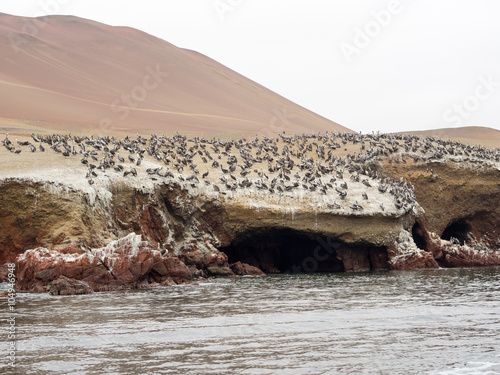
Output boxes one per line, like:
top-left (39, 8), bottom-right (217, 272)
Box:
top-left (0, 13), bottom-right (349, 136)
top-left (403, 126), bottom-right (500, 149)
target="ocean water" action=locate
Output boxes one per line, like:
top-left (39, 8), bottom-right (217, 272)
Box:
top-left (1, 267), bottom-right (500, 375)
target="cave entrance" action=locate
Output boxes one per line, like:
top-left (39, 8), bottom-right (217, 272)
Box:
top-left (441, 219), bottom-right (471, 245)
top-left (412, 222), bottom-right (428, 251)
top-left (220, 228), bottom-right (389, 274)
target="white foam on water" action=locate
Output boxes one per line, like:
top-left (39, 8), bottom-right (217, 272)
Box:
top-left (430, 359), bottom-right (500, 375)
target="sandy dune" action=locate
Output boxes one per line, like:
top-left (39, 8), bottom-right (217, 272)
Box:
top-left (0, 13), bottom-right (497, 149)
top-left (403, 127), bottom-right (500, 149)
top-left (0, 13), bottom-right (349, 137)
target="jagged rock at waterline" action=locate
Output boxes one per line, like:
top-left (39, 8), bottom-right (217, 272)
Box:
top-left (15, 234), bottom-right (194, 293)
top-left (49, 276), bottom-right (94, 296)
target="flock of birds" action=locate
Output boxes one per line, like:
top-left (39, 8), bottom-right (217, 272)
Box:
top-left (2, 131), bottom-right (499, 213)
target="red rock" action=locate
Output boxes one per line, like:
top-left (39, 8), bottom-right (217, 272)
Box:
top-left (49, 276), bottom-right (93, 295)
top-left (368, 247), bottom-right (390, 270)
top-left (137, 250), bottom-right (150, 263)
top-left (138, 205), bottom-right (169, 247)
top-left (230, 261), bottom-right (265, 276)
top-left (83, 265), bottom-right (114, 288)
top-left (188, 266), bottom-right (206, 278)
top-left (203, 251), bottom-right (228, 268)
top-left (34, 268), bottom-right (57, 282)
top-left (16, 248), bottom-right (57, 291)
top-left (336, 248), bottom-right (371, 273)
top-left (110, 258), bottom-right (136, 283)
top-left (60, 262), bottom-right (84, 280)
top-left (160, 278), bottom-right (175, 287)
top-left (0, 264), bottom-right (10, 282)
top-left (151, 260), bottom-right (168, 276)
top-left (179, 249), bottom-right (204, 268)
top-left (53, 244), bottom-right (85, 255)
top-left (163, 257), bottom-right (192, 282)
top-left (438, 243), bottom-right (500, 268)
top-left (387, 246), bottom-right (439, 270)
top-left (140, 257), bottom-right (155, 276)
top-left (14, 233), bottom-right (194, 292)
top-left (206, 266), bottom-right (234, 277)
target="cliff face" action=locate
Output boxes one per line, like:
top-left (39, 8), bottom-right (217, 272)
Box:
top-left (7, 175), bottom-right (424, 294)
top-left (3, 160), bottom-right (498, 264)
top-left (1, 176), bottom-right (416, 265)
top-left (1, 131), bottom-right (499, 293)
top-left (3, 155), bottom-right (500, 295)
top-left (379, 160), bottom-right (500, 249)
top-left (0, 180), bottom-right (107, 263)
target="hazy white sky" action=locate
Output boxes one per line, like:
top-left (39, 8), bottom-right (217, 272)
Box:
top-left (2, 0), bottom-right (500, 133)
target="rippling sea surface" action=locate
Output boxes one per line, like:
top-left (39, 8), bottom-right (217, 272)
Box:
top-left (2, 267), bottom-right (500, 375)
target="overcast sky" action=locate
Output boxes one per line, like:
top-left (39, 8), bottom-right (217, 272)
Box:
top-left (2, 0), bottom-right (500, 133)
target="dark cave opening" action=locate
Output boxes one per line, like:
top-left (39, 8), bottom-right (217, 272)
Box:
top-left (412, 222), bottom-right (428, 251)
top-left (220, 228), bottom-right (389, 274)
top-left (441, 219), bottom-right (472, 245)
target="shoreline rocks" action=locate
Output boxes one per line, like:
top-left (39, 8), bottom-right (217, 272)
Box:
top-left (14, 233), bottom-right (194, 294)
top-left (7, 227), bottom-right (499, 295)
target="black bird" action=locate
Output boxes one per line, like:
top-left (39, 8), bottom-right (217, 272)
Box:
top-left (350, 201), bottom-right (363, 210)
top-left (327, 202), bottom-right (341, 209)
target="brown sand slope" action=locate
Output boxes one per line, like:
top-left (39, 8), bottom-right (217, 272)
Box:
top-left (402, 127), bottom-right (500, 149)
top-left (0, 13), bottom-right (349, 136)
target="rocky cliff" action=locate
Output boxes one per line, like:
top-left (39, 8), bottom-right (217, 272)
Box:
top-left (1, 132), bottom-right (499, 294)
top-left (380, 159), bottom-right (500, 249)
